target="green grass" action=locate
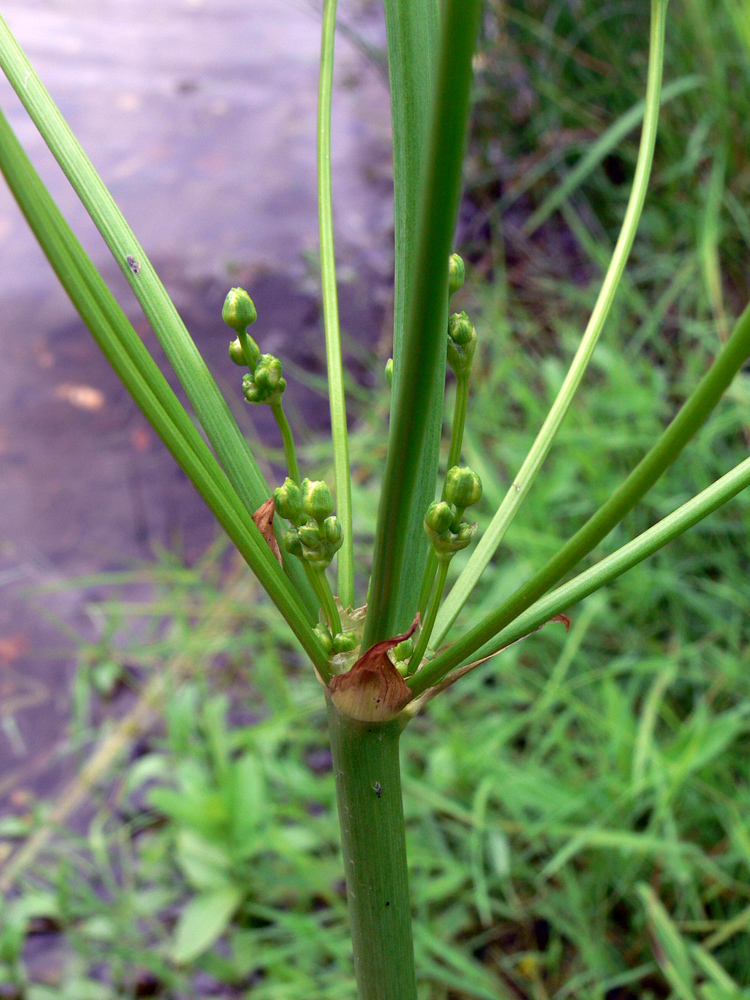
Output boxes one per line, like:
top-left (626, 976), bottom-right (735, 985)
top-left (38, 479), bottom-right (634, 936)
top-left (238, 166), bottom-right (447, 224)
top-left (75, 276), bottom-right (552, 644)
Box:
top-left (4, 0), bottom-right (750, 996)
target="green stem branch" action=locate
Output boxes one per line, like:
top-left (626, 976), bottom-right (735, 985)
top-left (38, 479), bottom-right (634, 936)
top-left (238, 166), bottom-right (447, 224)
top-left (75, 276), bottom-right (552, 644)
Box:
top-left (269, 398), bottom-right (301, 484)
top-left (408, 284), bottom-right (750, 697)
top-left (419, 374), bottom-right (471, 615)
top-left (447, 375), bottom-right (470, 472)
top-left (318, 0), bottom-right (354, 608)
top-left (432, 0), bottom-right (670, 647)
top-left (409, 557), bottom-right (450, 674)
top-left (445, 453), bottom-right (750, 678)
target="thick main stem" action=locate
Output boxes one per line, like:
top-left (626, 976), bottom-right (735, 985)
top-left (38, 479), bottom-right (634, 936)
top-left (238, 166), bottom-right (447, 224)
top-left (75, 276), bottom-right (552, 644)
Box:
top-left (326, 699), bottom-right (417, 1000)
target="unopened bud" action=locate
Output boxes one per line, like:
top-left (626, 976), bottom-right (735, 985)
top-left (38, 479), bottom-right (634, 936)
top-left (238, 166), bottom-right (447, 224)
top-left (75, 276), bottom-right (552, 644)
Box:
top-left (222, 287), bottom-right (257, 333)
top-left (447, 311), bottom-right (477, 377)
top-left (424, 500), bottom-right (454, 534)
top-left (448, 311), bottom-right (474, 346)
top-left (448, 253), bottom-right (465, 297)
top-left (392, 637), bottom-right (414, 663)
top-left (314, 623), bottom-right (334, 655)
top-left (444, 466), bottom-right (482, 509)
top-left (323, 515), bottom-right (343, 547)
top-left (228, 338), bottom-right (248, 366)
top-left (242, 355), bottom-right (286, 404)
top-left (332, 631), bottom-right (358, 654)
top-left (273, 478), bottom-right (304, 525)
top-left (301, 479), bottom-right (335, 523)
top-left (385, 358), bottom-right (393, 388)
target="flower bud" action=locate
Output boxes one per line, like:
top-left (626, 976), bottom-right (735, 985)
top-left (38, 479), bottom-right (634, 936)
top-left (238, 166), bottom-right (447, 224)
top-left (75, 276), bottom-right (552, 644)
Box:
top-left (444, 466), bottom-right (482, 509)
top-left (301, 479), bottom-right (335, 523)
top-left (297, 522), bottom-right (322, 549)
top-left (222, 287), bottom-right (257, 332)
top-left (448, 311), bottom-right (474, 345)
top-left (332, 631), bottom-right (358, 654)
top-left (323, 515), bottom-right (343, 548)
top-left (392, 637), bottom-right (414, 663)
top-left (453, 521), bottom-right (476, 549)
top-left (242, 356), bottom-right (286, 404)
top-left (314, 623), bottom-right (334, 655)
top-left (447, 311), bottom-right (477, 378)
top-left (426, 519), bottom-right (477, 559)
top-left (229, 335), bottom-right (260, 367)
top-left (228, 338), bottom-right (247, 366)
top-left (424, 500), bottom-right (454, 534)
top-left (448, 253), bottom-right (465, 297)
top-left (273, 478), bottom-right (303, 525)
top-left (385, 358), bottom-right (393, 388)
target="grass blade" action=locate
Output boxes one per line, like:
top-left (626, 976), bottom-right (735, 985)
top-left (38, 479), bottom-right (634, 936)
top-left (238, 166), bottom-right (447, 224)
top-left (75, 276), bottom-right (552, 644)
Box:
top-left (522, 74), bottom-right (703, 237)
top-left (363, 0), bottom-right (483, 646)
top-left (317, 0), bottom-right (354, 607)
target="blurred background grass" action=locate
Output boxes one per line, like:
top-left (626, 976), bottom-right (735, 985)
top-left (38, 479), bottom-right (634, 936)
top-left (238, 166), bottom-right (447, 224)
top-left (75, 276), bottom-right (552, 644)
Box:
top-left (4, 0), bottom-right (750, 996)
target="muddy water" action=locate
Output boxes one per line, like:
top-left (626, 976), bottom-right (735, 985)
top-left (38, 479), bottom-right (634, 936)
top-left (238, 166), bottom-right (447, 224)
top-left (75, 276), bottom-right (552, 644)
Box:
top-left (0, 0), bottom-right (392, 809)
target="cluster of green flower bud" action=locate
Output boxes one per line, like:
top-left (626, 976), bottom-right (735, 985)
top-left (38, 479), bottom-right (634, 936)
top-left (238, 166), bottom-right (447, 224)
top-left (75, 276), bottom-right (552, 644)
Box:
top-left (391, 636), bottom-right (415, 676)
top-left (424, 465), bottom-right (483, 560)
top-left (314, 623), bottom-right (358, 656)
top-left (223, 288), bottom-right (260, 366)
top-left (447, 310), bottom-right (477, 378)
top-left (273, 477), bottom-right (343, 570)
top-left (222, 287), bottom-right (287, 405)
top-left (241, 355), bottom-right (286, 404)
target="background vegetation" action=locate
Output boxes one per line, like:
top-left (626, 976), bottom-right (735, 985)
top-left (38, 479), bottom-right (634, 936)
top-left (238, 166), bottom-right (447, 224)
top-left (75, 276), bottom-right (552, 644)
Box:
top-left (3, 0), bottom-right (750, 996)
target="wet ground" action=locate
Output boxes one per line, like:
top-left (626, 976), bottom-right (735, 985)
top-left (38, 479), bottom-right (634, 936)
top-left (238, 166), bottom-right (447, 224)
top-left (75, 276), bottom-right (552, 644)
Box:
top-left (0, 0), bottom-right (392, 810)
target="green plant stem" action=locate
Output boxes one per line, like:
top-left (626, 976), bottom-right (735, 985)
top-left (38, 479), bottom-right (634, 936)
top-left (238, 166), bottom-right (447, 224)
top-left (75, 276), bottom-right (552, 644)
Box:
top-left (364, 0), bottom-right (483, 646)
top-left (432, 0), bottom-right (671, 648)
top-left (312, 568), bottom-right (342, 636)
top-left (237, 329), bottom-right (259, 369)
top-left (408, 291), bottom-right (750, 696)
top-left (325, 699), bottom-right (417, 1000)
top-left (318, 0), bottom-right (354, 608)
top-left (409, 557), bottom-right (450, 674)
top-left (269, 398), bottom-right (301, 484)
top-left (445, 453), bottom-right (750, 674)
top-left (418, 374), bottom-right (471, 615)
top-left (447, 375), bottom-right (470, 472)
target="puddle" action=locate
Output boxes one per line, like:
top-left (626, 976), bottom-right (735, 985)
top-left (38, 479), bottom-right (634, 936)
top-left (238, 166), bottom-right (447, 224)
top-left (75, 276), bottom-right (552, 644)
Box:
top-left (0, 0), bottom-right (392, 812)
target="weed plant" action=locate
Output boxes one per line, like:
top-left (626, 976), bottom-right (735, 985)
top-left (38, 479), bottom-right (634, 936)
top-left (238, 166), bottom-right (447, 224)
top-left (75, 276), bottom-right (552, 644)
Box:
top-left (2, 0), bottom-right (750, 998)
